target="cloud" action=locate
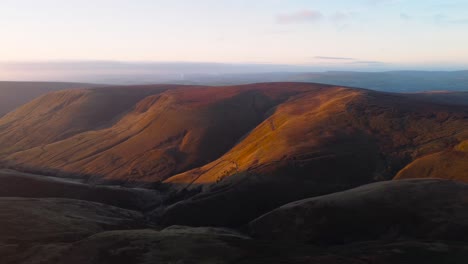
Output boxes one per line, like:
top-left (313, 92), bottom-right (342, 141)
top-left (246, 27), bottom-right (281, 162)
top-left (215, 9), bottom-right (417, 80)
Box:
top-left (352, 60), bottom-right (385, 64)
top-left (367, 0), bottom-right (400, 5)
top-left (433, 14), bottom-right (468, 24)
top-left (315, 56), bottom-right (356, 61)
top-left (330, 12), bottom-right (353, 22)
top-left (276, 10), bottom-right (323, 24)
top-left (400, 13), bottom-right (411, 20)
top-left (450, 19), bottom-right (468, 24)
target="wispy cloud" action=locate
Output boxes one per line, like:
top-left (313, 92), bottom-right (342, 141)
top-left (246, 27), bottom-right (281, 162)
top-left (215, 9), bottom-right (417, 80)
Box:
top-left (450, 19), bottom-right (468, 24)
top-left (276, 9), bottom-right (358, 29)
top-left (315, 56), bottom-right (356, 61)
top-left (434, 14), bottom-right (468, 25)
top-left (400, 13), bottom-right (411, 20)
top-left (276, 10), bottom-right (323, 24)
top-left (330, 11), bottom-right (354, 22)
top-left (314, 56), bottom-right (385, 65)
top-left (352, 60), bottom-right (384, 64)
top-left (367, 0), bottom-right (400, 5)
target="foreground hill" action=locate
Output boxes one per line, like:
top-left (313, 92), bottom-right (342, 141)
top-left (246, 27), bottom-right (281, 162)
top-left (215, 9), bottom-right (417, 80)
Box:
top-left (249, 179), bottom-right (468, 243)
top-left (179, 70), bottom-right (468, 92)
top-left (0, 81), bottom-right (99, 117)
top-left (0, 198), bottom-right (144, 244)
top-left (0, 169), bottom-right (161, 210)
top-left (4, 180), bottom-right (468, 264)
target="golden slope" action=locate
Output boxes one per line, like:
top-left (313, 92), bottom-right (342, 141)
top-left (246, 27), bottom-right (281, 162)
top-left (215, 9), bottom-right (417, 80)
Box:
top-left (395, 140), bottom-right (468, 182)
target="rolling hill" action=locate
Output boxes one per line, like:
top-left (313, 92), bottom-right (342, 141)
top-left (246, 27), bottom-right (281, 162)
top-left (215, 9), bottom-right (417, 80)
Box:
top-left (0, 81), bottom-right (100, 117)
top-left (0, 169), bottom-right (161, 210)
top-left (160, 87), bottom-right (468, 226)
top-left (0, 85), bottom-right (171, 156)
top-left (249, 179), bottom-right (468, 243)
top-left (0, 82), bottom-right (466, 227)
top-left (1, 83), bottom-right (319, 182)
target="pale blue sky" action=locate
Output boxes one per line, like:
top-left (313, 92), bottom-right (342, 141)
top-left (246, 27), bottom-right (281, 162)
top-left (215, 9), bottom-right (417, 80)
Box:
top-left (1, 0), bottom-right (468, 69)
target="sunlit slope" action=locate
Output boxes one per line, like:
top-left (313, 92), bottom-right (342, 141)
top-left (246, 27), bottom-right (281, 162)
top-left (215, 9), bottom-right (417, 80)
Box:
top-left (161, 89), bottom-right (468, 226)
top-left (0, 85), bottom-right (170, 156)
top-left (395, 140), bottom-right (468, 182)
top-left (4, 83), bottom-right (318, 182)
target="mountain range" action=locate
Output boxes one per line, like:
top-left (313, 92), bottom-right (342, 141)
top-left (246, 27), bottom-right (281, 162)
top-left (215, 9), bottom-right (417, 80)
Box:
top-left (0, 81), bottom-right (467, 263)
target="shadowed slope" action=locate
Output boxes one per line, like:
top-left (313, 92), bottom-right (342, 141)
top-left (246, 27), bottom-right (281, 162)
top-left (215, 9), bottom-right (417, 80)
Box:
top-left (13, 226), bottom-right (468, 264)
top-left (0, 169), bottom-right (161, 210)
top-left (394, 88), bottom-right (468, 183)
top-left (0, 198), bottom-right (144, 244)
top-left (406, 91), bottom-right (468, 106)
top-left (249, 179), bottom-right (468, 243)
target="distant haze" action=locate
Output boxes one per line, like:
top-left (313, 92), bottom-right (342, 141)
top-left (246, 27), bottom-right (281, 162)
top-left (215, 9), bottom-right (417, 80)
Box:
top-left (2, 61), bottom-right (468, 86)
top-left (0, 61), bottom-right (318, 83)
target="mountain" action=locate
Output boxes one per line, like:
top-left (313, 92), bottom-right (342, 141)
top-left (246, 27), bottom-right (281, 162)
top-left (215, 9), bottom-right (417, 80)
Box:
top-left (1, 83), bottom-right (466, 227)
top-left (5, 62), bottom-right (468, 92)
top-left (1, 83), bottom-right (321, 182)
top-left (1, 82), bottom-right (468, 264)
top-left (160, 87), bottom-right (468, 226)
top-left (285, 71), bottom-right (468, 92)
top-left (162, 70), bottom-right (468, 92)
top-left (0, 85), bottom-right (172, 156)
top-left (0, 82), bottom-right (100, 117)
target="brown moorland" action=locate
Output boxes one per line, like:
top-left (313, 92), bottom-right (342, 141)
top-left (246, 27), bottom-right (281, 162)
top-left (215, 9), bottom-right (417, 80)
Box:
top-left (1, 83), bottom-right (467, 227)
top-left (2, 83), bottom-right (322, 182)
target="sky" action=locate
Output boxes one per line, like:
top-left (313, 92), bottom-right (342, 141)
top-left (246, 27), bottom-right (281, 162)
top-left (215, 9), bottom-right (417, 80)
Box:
top-left (1, 0), bottom-right (468, 80)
